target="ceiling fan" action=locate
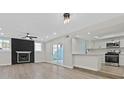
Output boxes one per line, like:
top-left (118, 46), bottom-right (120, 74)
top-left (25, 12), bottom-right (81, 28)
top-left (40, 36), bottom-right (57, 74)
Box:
top-left (22, 33), bottom-right (38, 40)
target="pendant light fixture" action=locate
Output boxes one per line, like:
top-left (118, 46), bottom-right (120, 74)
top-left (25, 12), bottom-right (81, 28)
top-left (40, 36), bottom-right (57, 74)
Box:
top-left (63, 13), bottom-right (70, 24)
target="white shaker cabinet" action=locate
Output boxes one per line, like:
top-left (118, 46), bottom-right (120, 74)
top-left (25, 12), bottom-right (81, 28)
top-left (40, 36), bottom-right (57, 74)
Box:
top-left (120, 39), bottom-right (124, 47)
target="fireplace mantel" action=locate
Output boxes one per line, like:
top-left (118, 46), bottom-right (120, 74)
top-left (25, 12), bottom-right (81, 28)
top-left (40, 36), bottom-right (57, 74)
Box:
top-left (16, 51), bottom-right (32, 53)
top-left (16, 51), bottom-right (32, 63)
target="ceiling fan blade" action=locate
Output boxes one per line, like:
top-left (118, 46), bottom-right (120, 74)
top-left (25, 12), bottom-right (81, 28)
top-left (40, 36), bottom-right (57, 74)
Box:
top-left (29, 36), bottom-right (38, 38)
top-left (21, 32), bottom-right (38, 40)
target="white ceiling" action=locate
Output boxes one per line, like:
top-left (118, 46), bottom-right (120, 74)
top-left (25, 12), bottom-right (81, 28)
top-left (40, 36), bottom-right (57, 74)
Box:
top-left (0, 13), bottom-right (124, 41)
top-left (72, 14), bottom-right (124, 40)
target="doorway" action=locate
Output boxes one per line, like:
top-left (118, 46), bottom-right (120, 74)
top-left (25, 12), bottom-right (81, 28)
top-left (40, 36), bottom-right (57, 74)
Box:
top-left (52, 44), bottom-right (64, 65)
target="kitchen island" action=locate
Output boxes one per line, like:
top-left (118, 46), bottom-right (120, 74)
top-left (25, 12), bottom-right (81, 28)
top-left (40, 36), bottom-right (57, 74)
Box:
top-left (72, 54), bottom-right (103, 71)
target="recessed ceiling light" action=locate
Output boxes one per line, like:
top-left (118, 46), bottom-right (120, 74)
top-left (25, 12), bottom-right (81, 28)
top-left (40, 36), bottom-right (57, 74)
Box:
top-left (88, 32), bottom-right (91, 35)
top-left (0, 32), bottom-right (4, 36)
top-left (53, 32), bottom-right (56, 35)
top-left (94, 36), bottom-right (99, 39)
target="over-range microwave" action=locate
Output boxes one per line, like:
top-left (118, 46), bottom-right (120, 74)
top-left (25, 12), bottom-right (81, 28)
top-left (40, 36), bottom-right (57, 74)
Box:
top-left (106, 41), bottom-right (120, 48)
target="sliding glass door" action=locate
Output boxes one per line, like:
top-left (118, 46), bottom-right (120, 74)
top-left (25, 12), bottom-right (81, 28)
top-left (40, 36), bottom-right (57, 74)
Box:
top-left (52, 44), bottom-right (58, 63)
top-left (52, 44), bottom-right (64, 65)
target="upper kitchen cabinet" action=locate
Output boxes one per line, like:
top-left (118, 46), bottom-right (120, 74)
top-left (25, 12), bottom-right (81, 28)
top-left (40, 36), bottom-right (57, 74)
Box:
top-left (86, 40), bottom-right (94, 49)
top-left (72, 38), bottom-right (87, 54)
top-left (87, 40), bottom-right (106, 49)
top-left (94, 40), bottom-right (106, 49)
top-left (120, 38), bottom-right (124, 47)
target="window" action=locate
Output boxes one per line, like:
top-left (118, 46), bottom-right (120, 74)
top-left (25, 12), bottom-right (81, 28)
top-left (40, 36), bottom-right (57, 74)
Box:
top-left (35, 43), bottom-right (42, 51)
top-left (0, 38), bottom-right (10, 50)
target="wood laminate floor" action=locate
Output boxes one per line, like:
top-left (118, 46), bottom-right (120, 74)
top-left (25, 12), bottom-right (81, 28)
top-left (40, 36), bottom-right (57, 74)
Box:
top-left (100, 63), bottom-right (124, 77)
top-left (0, 62), bottom-right (110, 79)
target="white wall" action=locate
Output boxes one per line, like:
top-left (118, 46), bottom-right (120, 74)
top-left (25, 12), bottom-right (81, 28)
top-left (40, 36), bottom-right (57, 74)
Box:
top-left (0, 51), bottom-right (11, 65)
top-left (72, 38), bottom-right (82, 54)
top-left (45, 36), bottom-right (73, 68)
top-left (0, 38), bottom-right (11, 66)
top-left (64, 37), bottom-right (73, 68)
top-left (35, 42), bottom-right (46, 63)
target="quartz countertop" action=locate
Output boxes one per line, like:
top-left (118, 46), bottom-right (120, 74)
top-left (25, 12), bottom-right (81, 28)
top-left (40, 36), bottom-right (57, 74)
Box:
top-left (72, 53), bottom-right (104, 56)
top-left (72, 53), bottom-right (124, 56)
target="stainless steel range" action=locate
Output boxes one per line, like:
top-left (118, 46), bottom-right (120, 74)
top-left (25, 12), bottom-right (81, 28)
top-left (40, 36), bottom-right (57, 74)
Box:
top-left (105, 52), bottom-right (119, 66)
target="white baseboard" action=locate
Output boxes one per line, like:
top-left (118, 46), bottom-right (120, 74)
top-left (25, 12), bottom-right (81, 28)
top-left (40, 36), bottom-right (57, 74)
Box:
top-left (62, 65), bottom-right (73, 69)
top-left (35, 61), bottom-right (45, 63)
top-left (0, 63), bottom-right (11, 66)
top-left (74, 65), bottom-right (99, 71)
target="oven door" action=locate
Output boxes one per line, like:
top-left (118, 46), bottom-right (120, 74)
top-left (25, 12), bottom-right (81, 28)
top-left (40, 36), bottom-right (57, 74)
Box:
top-left (105, 55), bottom-right (119, 63)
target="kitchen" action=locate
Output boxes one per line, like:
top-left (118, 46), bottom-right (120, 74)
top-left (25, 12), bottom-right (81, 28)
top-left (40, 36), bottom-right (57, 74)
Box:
top-left (72, 36), bottom-right (124, 77)
top-left (71, 16), bottom-right (124, 77)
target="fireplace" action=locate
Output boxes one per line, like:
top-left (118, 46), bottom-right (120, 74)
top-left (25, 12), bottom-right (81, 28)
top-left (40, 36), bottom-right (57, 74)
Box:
top-left (16, 51), bottom-right (32, 63)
